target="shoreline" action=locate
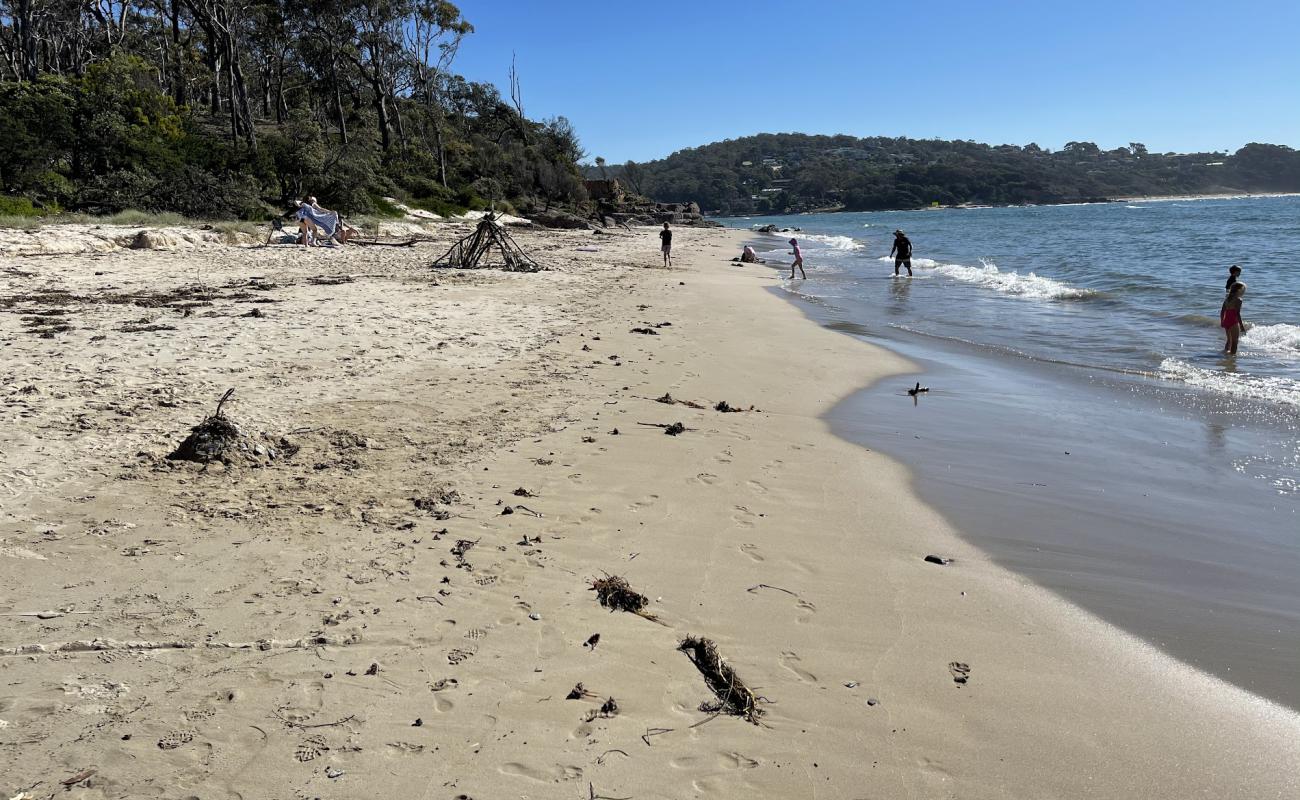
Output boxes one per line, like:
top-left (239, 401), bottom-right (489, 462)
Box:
top-left (2, 226), bottom-right (1297, 797)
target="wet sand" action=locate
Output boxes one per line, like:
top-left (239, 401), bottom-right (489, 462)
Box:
top-left (1, 224), bottom-right (1298, 799)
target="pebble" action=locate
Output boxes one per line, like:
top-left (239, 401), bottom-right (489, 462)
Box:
top-left (528, 612), bottom-right (541, 621)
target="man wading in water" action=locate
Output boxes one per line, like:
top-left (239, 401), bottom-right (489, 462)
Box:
top-left (890, 229), bottom-right (913, 276)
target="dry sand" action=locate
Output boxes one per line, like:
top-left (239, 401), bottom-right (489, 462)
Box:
top-left (1, 223), bottom-right (1297, 799)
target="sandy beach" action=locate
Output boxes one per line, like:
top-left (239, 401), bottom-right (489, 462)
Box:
top-left (2, 223), bottom-right (1297, 799)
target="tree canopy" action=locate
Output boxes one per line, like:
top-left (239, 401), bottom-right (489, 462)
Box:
top-left (0, 0), bottom-right (588, 218)
top-left (599, 133), bottom-right (1300, 215)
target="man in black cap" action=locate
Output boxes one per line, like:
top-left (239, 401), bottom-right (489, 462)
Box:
top-left (890, 229), bottom-right (913, 276)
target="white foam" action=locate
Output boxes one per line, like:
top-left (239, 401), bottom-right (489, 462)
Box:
top-left (1160, 358), bottom-right (1300, 407)
top-left (881, 256), bottom-right (1093, 300)
top-left (1242, 323), bottom-right (1300, 357)
top-left (794, 233), bottom-right (864, 251)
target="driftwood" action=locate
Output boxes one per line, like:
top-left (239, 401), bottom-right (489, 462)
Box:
top-left (432, 214), bottom-right (543, 272)
top-left (677, 636), bottom-right (763, 723)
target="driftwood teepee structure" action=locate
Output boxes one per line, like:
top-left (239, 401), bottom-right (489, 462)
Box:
top-left (432, 214), bottom-right (544, 272)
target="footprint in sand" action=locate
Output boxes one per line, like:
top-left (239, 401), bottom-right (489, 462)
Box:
top-left (731, 506), bottom-right (757, 529)
top-left (739, 543), bottom-right (764, 562)
top-left (499, 763), bottom-right (583, 783)
top-left (157, 730), bottom-right (195, 750)
top-left (695, 472), bottom-right (720, 485)
top-left (719, 752), bottom-right (760, 770)
top-left (294, 734), bottom-right (328, 762)
top-left (447, 647), bottom-right (476, 665)
top-left (779, 651), bottom-right (818, 684)
top-left (745, 479), bottom-right (769, 495)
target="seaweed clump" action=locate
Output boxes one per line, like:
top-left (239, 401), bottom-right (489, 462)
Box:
top-left (677, 635), bottom-right (763, 723)
top-left (167, 389), bottom-right (284, 467)
top-left (590, 574), bottom-right (649, 614)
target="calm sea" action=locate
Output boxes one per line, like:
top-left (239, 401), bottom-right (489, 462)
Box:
top-left (722, 195), bottom-right (1300, 710)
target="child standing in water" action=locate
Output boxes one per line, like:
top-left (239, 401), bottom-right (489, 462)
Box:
top-left (788, 238), bottom-right (806, 279)
top-left (1220, 282), bottom-right (1247, 355)
top-left (1225, 264), bottom-right (1242, 293)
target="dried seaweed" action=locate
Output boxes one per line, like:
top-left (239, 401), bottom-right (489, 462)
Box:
top-left (677, 636), bottom-right (762, 723)
top-left (590, 574), bottom-right (648, 614)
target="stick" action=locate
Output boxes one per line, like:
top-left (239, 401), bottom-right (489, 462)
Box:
top-left (641, 727), bottom-right (673, 746)
top-left (746, 584), bottom-right (797, 596)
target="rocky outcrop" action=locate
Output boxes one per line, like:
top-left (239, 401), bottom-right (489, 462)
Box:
top-left (528, 210), bottom-right (597, 230)
top-left (599, 200), bottom-right (719, 229)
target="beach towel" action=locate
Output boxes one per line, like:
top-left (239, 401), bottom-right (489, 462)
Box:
top-left (296, 204), bottom-right (340, 237)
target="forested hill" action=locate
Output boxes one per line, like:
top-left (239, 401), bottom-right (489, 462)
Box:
top-left (598, 134), bottom-right (1300, 215)
top-left (0, 1), bottom-right (587, 219)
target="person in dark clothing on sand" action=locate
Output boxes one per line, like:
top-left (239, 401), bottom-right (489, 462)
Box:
top-left (659, 223), bottom-right (672, 267)
top-left (890, 230), bottom-right (913, 276)
top-left (1225, 264), bottom-right (1242, 293)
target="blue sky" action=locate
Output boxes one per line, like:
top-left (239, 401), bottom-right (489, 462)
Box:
top-left (451, 0), bottom-right (1300, 163)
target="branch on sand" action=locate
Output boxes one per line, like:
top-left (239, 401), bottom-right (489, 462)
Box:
top-left (589, 574), bottom-right (662, 624)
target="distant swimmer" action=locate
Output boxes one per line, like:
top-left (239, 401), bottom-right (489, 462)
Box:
top-left (1225, 264), bottom-right (1242, 293)
top-left (788, 238), bottom-right (807, 280)
top-left (659, 222), bottom-right (673, 267)
top-left (1220, 282), bottom-right (1247, 355)
top-left (890, 230), bottom-right (913, 276)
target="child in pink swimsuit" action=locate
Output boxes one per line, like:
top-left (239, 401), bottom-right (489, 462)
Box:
top-left (788, 238), bottom-right (806, 280)
top-left (1220, 282), bottom-right (1246, 355)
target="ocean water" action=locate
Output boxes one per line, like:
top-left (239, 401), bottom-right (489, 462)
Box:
top-left (721, 196), bottom-right (1300, 710)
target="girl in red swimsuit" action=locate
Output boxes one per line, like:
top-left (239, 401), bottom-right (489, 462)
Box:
top-left (1220, 282), bottom-right (1247, 355)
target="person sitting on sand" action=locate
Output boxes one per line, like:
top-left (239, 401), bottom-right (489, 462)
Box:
top-left (788, 238), bottom-right (806, 280)
top-left (1225, 264), bottom-right (1242, 293)
top-left (659, 222), bottom-right (673, 267)
top-left (890, 229), bottom-right (913, 276)
top-left (740, 245), bottom-right (759, 263)
top-left (1220, 282), bottom-right (1247, 355)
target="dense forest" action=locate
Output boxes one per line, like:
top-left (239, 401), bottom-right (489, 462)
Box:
top-left (0, 0), bottom-right (588, 219)
top-left (599, 133), bottom-right (1300, 215)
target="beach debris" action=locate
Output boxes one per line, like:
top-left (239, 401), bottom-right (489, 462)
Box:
top-left (654, 392), bottom-right (705, 409)
top-left (844, 681), bottom-right (859, 689)
top-left (923, 555), bottom-right (952, 565)
top-left (677, 636), bottom-right (763, 723)
top-left (641, 727), bottom-right (674, 746)
top-left (528, 612), bottom-right (541, 621)
top-left (584, 633), bottom-right (601, 650)
top-left (60, 769), bottom-right (97, 787)
top-left (636, 421), bottom-right (689, 436)
top-left (587, 782), bottom-right (633, 800)
top-left (431, 214), bottom-right (544, 272)
top-left (167, 389), bottom-right (284, 467)
top-left (567, 682), bottom-right (597, 700)
top-left (365, 662), bottom-right (380, 676)
top-left (599, 697), bottom-right (619, 717)
top-left (630, 327), bottom-right (658, 335)
top-left (325, 766), bottom-right (345, 779)
top-left (412, 718), bottom-right (423, 727)
top-left (512, 487), bottom-right (536, 497)
top-left (867, 697), bottom-right (880, 706)
top-left (907, 382), bottom-right (930, 397)
top-left (949, 662), bottom-right (971, 686)
top-left (590, 573), bottom-right (656, 619)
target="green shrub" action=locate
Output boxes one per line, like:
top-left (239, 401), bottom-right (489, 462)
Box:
top-left (0, 196), bottom-right (43, 217)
